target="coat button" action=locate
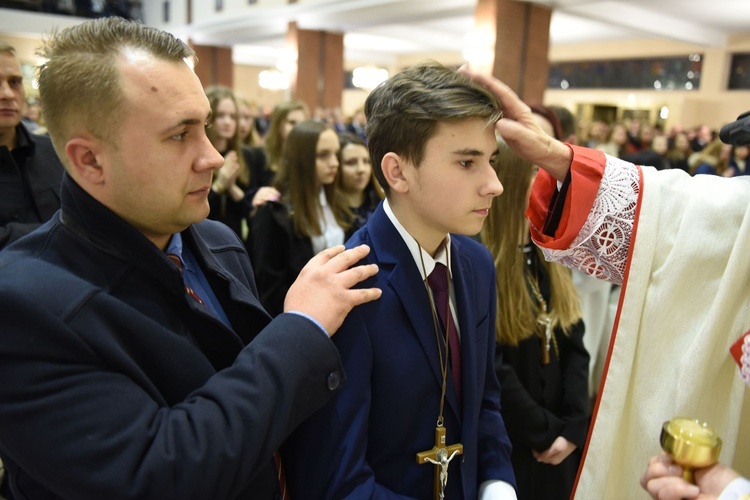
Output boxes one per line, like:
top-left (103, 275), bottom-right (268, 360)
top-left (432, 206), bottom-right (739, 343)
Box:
top-left (326, 371), bottom-right (341, 391)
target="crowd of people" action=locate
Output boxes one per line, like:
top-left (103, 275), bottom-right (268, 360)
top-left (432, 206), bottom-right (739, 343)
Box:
top-left (1, 16), bottom-right (748, 500)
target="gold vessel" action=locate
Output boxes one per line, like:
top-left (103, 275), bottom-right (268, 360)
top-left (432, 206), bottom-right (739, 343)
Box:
top-left (660, 417), bottom-right (722, 483)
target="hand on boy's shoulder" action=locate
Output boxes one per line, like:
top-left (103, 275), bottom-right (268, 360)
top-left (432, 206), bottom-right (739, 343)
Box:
top-left (285, 244), bottom-right (381, 336)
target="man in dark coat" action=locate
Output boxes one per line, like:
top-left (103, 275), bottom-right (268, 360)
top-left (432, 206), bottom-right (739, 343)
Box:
top-left (0, 17), bottom-right (380, 500)
top-left (0, 40), bottom-right (64, 250)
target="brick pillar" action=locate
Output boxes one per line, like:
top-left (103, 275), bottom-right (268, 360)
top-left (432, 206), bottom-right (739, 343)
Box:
top-left (190, 43), bottom-right (233, 88)
top-left (474, 0), bottom-right (551, 105)
top-left (288, 22), bottom-right (344, 113)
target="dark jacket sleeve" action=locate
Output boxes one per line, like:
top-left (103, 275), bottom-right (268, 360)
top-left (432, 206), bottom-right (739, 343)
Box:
top-left (0, 278), bottom-right (343, 500)
top-left (558, 320), bottom-right (590, 449)
top-left (250, 202), bottom-right (294, 316)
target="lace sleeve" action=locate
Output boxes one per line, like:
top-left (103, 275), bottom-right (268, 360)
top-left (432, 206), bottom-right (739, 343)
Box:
top-left (539, 156), bottom-right (640, 285)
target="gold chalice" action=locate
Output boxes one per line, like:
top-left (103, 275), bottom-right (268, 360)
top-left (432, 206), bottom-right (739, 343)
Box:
top-left (660, 417), bottom-right (722, 483)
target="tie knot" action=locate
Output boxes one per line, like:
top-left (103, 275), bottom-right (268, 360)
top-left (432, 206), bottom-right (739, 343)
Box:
top-left (166, 253), bottom-right (184, 272)
top-left (427, 262), bottom-right (449, 294)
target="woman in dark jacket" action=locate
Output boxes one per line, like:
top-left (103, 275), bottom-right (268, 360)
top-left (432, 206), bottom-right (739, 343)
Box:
top-left (482, 142), bottom-right (590, 500)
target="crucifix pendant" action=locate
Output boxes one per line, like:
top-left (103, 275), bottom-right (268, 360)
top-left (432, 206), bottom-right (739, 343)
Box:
top-left (417, 426), bottom-right (463, 500)
top-left (538, 314), bottom-right (552, 365)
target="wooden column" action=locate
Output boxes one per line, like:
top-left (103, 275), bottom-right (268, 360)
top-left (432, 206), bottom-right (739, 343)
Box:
top-left (474, 0), bottom-right (551, 105)
top-left (288, 22), bottom-right (344, 113)
top-left (190, 43), bottom-right (233, 88)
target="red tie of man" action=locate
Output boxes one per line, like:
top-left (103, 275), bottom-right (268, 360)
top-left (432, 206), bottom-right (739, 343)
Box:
top-left (167, 253), bottom-right (289, 499)
top-left (427, 262), bottom-right (462, 408)
top-left (166, 253), bottom-right (204, 305)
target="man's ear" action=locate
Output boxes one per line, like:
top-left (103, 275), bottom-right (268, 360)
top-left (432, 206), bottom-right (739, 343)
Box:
top-left (65, 137), bottom-right (106, 185)
top-left (381, 152), bottom-right (410, 194)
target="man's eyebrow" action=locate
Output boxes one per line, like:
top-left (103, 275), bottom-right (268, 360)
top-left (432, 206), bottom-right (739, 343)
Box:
top-left (162, 111), bottom-right (212, 134)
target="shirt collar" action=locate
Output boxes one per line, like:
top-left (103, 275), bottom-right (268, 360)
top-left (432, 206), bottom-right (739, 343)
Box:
top-left (383, 198), bottom-right (451, 281)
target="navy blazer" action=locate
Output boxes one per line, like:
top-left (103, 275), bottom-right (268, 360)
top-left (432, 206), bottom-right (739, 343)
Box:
top-left (0, 175), bottom-right (344, 500)
top-left (285, 203), bottom-right (515, 499)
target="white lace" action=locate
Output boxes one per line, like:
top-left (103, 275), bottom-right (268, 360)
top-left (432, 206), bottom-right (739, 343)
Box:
top-left (741, 334), bottom-right (750, 386)
top-left (539, 155), bottom-right (640, 285)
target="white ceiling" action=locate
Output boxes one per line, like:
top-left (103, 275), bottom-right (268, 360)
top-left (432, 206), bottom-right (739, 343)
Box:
top-left (1, 0), bottom-right (748, 68)
top-left (179, 0), bottom-right (750, 67)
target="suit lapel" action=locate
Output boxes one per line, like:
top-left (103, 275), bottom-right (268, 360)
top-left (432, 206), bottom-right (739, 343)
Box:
top-left (451, 239), bottom-right (478, 423)
top-left (367, 208), bottom-right (448, 396)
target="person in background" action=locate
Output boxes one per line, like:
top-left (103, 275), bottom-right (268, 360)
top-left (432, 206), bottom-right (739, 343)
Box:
top-left (727, 144), bottom-right (749, 176)
top-left (234, 94), bottom-right (279, 220)
top-left (336, 131), bottom-right (383, 239)
top-left (263, 100), bottom-right (308, 176)
top-left (205, 85), bottom-right (252, 242)
top-left (236, 94), bottom-right (262, 148)
top-left (690, 138), bottom-right (732, 176)
top-left (0, 17), bottom-right (381, 499)
top-left (482, 141), bottom-right (589, 500)
top-left (21, 96), bottom-right (45, 134)
top-left (0, 40), bottom-right (64, 250)
top-left (252, 120), bottom-right (351, 317)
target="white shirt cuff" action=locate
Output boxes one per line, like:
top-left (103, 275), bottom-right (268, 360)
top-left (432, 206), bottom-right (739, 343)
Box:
top-left (479, 480), bottom-right (517, 500)
top-left (718, 477), bottom-right (750, 500)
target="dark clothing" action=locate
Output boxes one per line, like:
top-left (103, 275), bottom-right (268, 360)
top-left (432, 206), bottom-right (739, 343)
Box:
top-left (345, 186), bottom-right (381, 240)
top-left (251, 200), bottom-right (314, 317)
top-left (0, 174), bottom-right (344, 500)
top-left (0, 123), bottom-right (64, 250)
top-left (285, 204), bottom-right (515, 498)
top-left (495, 246), bottom-right (589, 500)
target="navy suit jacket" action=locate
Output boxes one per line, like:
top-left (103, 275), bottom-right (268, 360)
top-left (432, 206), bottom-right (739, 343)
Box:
top-left (285, 203), bottom-right (515, 499)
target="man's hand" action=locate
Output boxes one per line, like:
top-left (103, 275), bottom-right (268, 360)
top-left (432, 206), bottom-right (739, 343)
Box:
top-left (285, 244), bottom-right (381, 336)
top-left (458, 66), bottom-right (572, 182)
top-left (640, 452), bottom-right (740, 500)
top-left (532, 436), bottom-right (576, 465)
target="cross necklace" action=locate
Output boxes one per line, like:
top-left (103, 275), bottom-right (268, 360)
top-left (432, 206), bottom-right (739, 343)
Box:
top-left (414, 241), bottom-right (463, 500)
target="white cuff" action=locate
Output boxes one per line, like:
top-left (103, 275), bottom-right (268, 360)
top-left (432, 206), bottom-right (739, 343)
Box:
top-left (478, 480), bottom-right (517, 500)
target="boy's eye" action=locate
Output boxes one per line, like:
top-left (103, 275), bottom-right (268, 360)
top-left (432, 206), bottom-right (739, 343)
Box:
top-left (171, 131), bottom-right (188, 141)
top-left (459, 160), bottom-right (473, 168)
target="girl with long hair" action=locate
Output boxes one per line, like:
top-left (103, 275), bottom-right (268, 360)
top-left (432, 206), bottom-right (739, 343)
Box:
top-left (335, 132), bottom-right (383, 238)
top-left (251, 120), bottom-right (351, 316)
top-left (481, 142), bottom-right (589, 499)
top-left (205, 85), bottom-right (252, 242)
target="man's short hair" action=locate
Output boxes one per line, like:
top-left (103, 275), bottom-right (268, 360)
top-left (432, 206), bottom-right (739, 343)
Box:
top-left (364, 61), bottom-right (502, 196)
top-left (37, 17), bottom-right (195, 160)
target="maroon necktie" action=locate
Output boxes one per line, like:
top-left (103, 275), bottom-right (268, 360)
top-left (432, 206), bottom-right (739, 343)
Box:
top-left (166, 253), bottom-right (205, 305)
top-left (428, 262), bottom-right (462, 408)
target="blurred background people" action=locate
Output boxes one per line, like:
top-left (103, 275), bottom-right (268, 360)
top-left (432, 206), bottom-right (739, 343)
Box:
top-left (205, 85), bottom-right (252, 243)
top-left (335, 131), bottom-right (382, 239)
top-left (263, 100), bottom-right (308, 177)
top-left (251, 120), bottom-right (350, 316)
top-left (0, 40), bottom-right (64, 251)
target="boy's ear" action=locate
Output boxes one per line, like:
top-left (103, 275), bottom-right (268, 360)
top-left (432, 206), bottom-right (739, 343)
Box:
top-left (65, 137), bottom-right (106, 186)
top-left (381, 152), bottom-right (409, 194)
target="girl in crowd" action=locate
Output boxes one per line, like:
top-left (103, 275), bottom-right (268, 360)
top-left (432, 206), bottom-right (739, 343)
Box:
top-left (236, 94), bottom-right (263, 148)
top-left (335, 132), bottom-right (383, 238)
top-left (251, 121), bottom-right (350, 316)
top-left (691, 138), bottom-right (732, 176)
top-left (482, 142), bottom-right (590, 500)
top-left (205, 85), bottom-right (252, 242)
top-left (263, 100), bottom-right (308, 176)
